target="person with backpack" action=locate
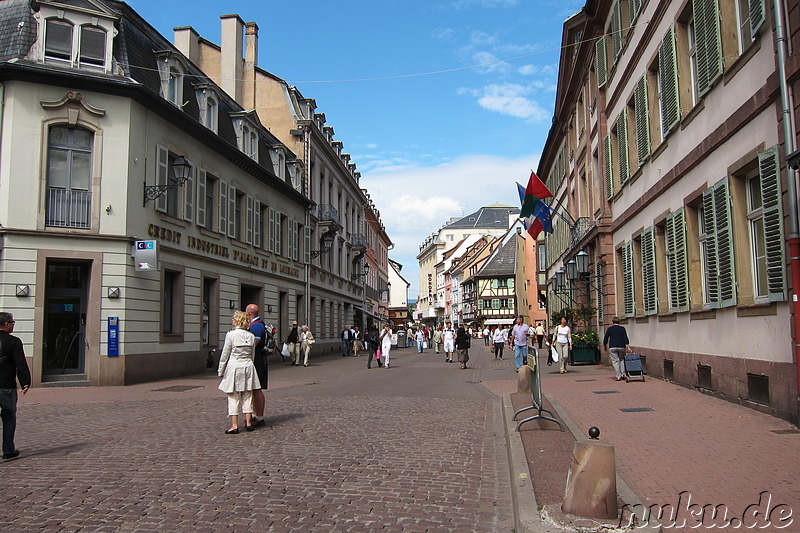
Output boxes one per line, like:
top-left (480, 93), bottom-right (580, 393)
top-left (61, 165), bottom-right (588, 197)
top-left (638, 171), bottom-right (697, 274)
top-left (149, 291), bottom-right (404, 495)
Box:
top-left (246, 304), bottom-right (268, 428)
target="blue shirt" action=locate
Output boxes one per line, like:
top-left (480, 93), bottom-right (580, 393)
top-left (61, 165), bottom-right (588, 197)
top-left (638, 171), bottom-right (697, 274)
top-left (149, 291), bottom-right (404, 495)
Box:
top-left (249, 318), bottom-right (266, 348)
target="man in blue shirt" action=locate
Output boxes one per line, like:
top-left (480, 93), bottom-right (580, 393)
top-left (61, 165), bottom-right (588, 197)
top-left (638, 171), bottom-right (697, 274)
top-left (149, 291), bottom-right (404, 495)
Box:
top-left (246, 304), bottom-right (268, 427)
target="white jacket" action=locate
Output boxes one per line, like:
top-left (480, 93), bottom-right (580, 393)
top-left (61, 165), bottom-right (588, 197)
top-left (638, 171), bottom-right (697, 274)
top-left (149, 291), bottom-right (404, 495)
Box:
top-left (218, 327), bottom-right (260, 393)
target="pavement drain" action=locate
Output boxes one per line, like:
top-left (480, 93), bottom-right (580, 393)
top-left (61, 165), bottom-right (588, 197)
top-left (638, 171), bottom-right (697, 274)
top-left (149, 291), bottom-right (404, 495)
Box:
top-left (771, 429), bottom-right (800, 435)
top-left (620, 407), bottom-right (654, 412)
top-left (592, 390), bottom-right (620, 394)
top-left (151, 385), bottom-right (202, 392)
top-left (575, 379), bottom-right (597, 382)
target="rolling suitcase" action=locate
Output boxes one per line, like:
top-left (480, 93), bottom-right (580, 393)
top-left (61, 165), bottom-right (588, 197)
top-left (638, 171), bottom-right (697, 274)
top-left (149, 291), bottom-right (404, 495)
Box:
top-left (624, 354), bottom-right (645, 382)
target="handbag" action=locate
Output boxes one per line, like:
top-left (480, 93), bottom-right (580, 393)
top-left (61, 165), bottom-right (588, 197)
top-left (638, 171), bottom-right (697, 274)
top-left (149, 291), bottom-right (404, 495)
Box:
top-left (551, 345), bottom-right (560, 362)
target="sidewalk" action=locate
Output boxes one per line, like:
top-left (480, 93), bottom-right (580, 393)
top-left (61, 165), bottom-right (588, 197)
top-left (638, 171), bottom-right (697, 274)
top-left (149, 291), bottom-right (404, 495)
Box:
top-left (512, 347), bottom-right (800, 531)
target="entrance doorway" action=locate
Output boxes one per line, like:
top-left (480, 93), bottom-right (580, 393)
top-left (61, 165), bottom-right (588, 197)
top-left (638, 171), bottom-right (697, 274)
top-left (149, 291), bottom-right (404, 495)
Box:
top-left (43, 262), bottom-right (88, 376)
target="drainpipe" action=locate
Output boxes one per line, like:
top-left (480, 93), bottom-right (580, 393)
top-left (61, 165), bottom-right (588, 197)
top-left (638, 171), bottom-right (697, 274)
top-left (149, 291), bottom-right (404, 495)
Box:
top-left (772, 0), bottom-right (800, 417)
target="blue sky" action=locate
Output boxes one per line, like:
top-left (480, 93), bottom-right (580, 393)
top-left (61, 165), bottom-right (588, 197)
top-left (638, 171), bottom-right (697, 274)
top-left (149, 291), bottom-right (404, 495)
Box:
top-left (131, 0), bottom-right (584, 299)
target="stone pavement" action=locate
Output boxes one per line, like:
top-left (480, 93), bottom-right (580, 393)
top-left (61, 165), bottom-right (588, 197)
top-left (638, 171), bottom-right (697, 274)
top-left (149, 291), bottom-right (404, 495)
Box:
top-left (531, 349), bottom-right (800, 531)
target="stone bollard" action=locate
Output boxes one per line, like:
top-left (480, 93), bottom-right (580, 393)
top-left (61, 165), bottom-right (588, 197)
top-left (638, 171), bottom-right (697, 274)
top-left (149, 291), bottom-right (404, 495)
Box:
top-left (517, 364), bottom-right (531, 393)
top-left (562, 427), bottom-right (618, 519)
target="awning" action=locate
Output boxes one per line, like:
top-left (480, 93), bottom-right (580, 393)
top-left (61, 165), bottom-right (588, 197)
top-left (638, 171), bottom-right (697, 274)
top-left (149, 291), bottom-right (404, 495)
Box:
top-left (483, 318), bottom-right (515, 325)
top-left (354, 306), bottom-right (388, 322)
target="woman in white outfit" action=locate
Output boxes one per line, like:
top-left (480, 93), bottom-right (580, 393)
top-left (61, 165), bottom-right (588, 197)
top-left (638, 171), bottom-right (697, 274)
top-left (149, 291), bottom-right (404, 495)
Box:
top-left (380, 325), bottom-right (393, 368)
top-left (218, 311), bottom-right (260, 434)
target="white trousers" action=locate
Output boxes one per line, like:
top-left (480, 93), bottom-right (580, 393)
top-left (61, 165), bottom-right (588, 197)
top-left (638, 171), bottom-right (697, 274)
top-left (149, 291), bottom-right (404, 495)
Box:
top-left (227, 390), bottom-right (253, 416)
top-left (382, 344), bottom-right (392, 367)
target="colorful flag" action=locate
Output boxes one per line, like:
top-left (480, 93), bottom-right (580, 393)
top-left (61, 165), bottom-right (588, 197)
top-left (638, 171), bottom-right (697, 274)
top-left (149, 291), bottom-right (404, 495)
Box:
top-left (519, 171), bottom-right (553, 218)
top-left (532, 201), bottom-right (554, 233)
top-left (527, 218), bottom-right (545, 239)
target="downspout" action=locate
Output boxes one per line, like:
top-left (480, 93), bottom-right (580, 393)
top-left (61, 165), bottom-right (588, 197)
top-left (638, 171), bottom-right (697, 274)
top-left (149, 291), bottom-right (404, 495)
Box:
top-left (772, 0), bottom-right (800, 418)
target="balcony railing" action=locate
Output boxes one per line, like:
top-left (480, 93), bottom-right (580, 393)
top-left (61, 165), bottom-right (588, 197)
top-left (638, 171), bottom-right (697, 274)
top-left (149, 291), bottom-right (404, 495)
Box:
top-left (351, 233), bottom-right (366, 248)
top-left (571, 217), bottom-right (593, 247)
top-left (46, 188), bottom-right (91, 229)
top-left (317, 204), bottom-right (339, 225)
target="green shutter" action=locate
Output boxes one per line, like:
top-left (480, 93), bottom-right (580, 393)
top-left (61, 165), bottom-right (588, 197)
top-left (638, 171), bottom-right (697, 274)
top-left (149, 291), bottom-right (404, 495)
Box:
top-left (622, 241), bottom-right (635, 317)
top-left (611, 1), bottom-right (623, 60)
top-left (702, 187), bottom-right (720, 307)
top-left (630, 0), bottom-right (642, 23)
top-left (749, 0), bottom-right (765, 36)
top-left (604, 134), bottom-right (614, 199)
top-left (617, 109), bottom-right (630, 185)
top-left (634, 75), bottom-right (651, 165)
top-left (666, 208), bottom-right (689, 312)
top-left (714, 178), bottom-right (737, 307)
top-left (641, 227), bottom-right (657, 315)
top-left (659, 25), bottom-right (681, 137)
top-left (758, 147), bottom-right (786, 301)
top-left (693, 0), bottom-right (723, 96)
top-left (596, 36), bottom-right (607, 89)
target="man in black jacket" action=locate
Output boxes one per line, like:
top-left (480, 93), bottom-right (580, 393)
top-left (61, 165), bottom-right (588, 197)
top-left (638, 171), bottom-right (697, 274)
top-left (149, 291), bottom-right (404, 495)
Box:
top-left (0, 312), bottom-right (31, 460)
top-left (603, 316), bottom-right (631, 381)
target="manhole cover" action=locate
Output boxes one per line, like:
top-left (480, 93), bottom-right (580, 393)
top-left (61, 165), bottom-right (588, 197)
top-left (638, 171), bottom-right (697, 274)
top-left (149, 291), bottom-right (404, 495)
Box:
top-left (620, 407), bottom-right (654, 412)
top-left (593, 390), bottom-right (620, 394)
top-left (771, 429), bottom-right (800, 435)
top-left (151, 385), bottom-right (202, 393)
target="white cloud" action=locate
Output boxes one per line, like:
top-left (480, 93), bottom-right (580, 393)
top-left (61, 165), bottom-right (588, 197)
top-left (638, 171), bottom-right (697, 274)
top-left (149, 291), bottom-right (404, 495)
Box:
top-left (460, 83), bottom-right (550, 121)
top-left (433, 27), bottom-right (455, 41)
top-left (360, 154), bottom-right (538, 298)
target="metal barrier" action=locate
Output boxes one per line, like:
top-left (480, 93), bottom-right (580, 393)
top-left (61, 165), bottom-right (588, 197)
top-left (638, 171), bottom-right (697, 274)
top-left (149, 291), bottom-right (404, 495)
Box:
top-left (513, 345), bottom-right (565, 432)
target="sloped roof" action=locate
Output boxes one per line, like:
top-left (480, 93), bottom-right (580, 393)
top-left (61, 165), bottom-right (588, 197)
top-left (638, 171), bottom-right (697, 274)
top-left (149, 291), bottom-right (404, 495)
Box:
top-left (476, 237), bottom-right (517, 278)
top-left (444, 205), bottom-right (517, 230)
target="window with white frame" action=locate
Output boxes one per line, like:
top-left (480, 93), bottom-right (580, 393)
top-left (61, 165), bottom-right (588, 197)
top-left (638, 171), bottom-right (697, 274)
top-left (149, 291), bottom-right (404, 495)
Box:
top-left (46, 125), bottom-right (93, 229)
top-left (43, 19), bottom-right (108, 71)
top-left (79, 25), bottom-right (106, 68)
top-left (156, 52), bottom-right (185, 107)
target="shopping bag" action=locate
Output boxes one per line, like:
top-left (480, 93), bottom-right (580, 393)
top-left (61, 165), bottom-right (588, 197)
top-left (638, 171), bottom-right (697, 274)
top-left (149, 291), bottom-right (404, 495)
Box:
top-left (423, 341), bottom-right (428, 349)
top-left (281, 343), bottom-right (290, 358)
top-left (376, 349), bottom-right (381, 359)
top-left (550, 345), bottom-right (560, 362)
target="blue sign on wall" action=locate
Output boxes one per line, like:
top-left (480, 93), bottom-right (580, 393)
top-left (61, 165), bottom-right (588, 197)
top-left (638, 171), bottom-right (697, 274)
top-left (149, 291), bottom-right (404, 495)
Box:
top-left (108, 317), bottom-right (119, 357)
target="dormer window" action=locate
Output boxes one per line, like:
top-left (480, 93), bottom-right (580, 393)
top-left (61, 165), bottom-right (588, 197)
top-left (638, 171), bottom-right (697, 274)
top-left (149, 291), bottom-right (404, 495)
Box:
top-left (231, 111), bottom-right (261, 161)
top-left (40, 9), bottom-right (115, 72)
top-left (44, 19), bottom-right (72, 63)
top-left (155, 52), bottom-right (185, 107)
top-left (79, 26), bottom-right (106, 68)
top-left (268, 147), bottom-right (287, 180)
top-left (194, 85), bottom-right (220, 133)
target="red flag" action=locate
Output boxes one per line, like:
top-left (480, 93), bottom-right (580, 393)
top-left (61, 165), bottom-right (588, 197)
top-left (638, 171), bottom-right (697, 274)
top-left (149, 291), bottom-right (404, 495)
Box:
top-left (527, 218), bottom-right (545, 239)
top-left (520, 171), bottom-right (553, 218)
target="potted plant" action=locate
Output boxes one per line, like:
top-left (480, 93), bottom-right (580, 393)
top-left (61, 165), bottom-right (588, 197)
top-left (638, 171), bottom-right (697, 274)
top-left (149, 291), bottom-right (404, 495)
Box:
top-left (570, 330), bottom-right (600, 364)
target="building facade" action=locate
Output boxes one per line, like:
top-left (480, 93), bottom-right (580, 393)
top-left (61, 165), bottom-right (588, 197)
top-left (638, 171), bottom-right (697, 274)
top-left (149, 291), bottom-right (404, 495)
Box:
top-left (0, 0), bottom-right (310, 385)
top-left (539, 0), bottom-right (799, 420)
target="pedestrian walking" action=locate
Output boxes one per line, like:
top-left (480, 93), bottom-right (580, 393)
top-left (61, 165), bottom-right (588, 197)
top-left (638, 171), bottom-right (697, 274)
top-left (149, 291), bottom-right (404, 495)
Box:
top-left (510, 316), bottom-right (532, 372)
top-left (352, 326), bottom-right (361, 357)
top-left (286, 321), bottom-right (301, 365)
top-left (492, 325), bottom-right (508, 359)
top-left (365, 328), bottom-right (383, 368)
top-left (535, 322), bottom-right (545, 349)
top-left (300, 325), bottom-right (315, 367)
top-left (456, 325), bottom-right (470, 369)
top-left (433, 325), bottom-right (443, 354)
top-left (483, 327), bottom-right (490, 346)
top-left (380, 324), bottom-right (393, 368)
top-left (245, 304), bottom-right (268, 428)
top-left (554, 317), bottom-right (573, 374)
top-left (415, 328), bottom-right (425, 353)
top-left (341, 325), bottom-right (353, 356)
top-left (603, 316), bottom-right (631, 381)
top-left (0, 312), bottom-right (31, 460)
top-left (406, 326), bottom-right (414, 348)
top-left (443, 321), bottom-right (456, 363)
top-left (217, 311), bottom-right (259, 434)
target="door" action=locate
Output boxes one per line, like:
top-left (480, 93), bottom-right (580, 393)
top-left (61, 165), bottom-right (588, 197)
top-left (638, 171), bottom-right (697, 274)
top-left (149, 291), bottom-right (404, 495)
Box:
top-left (43, 262), bottom-right (88, 376)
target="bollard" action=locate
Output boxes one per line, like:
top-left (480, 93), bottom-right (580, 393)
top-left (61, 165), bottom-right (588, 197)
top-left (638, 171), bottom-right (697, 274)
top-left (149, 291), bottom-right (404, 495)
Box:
top-left (562, 427), bottom-right (618, 519)
top-left (517, 365), bottom-right (531, 393)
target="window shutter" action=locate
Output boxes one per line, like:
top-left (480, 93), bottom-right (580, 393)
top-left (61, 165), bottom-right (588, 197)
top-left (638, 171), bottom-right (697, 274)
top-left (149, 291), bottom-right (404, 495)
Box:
top-left (227, 185), bottom-right (236, 238)
top-left (714, 178), bottom-right (737, 307)
top-left (155, 145), bottom-right (169, 213)
top-left (702, 187), bottom-right (720, 307)
top-left (268, 207), bottom-right (275, 253)
top-left (693, 0), bottom-right (724, 96)
top-left (758, 147), bottom-right (786, 301)
top-left (304, 225), bottom-right (311, 264)
top-left (666, 208), bottom-right (690, 312)
top-left (596, 36), bottom-right (607, 89)
top-left (630, 0), bottom-right (642, 23)
top-left (253, 200), bottom-right (262, 249)
top-left (634, 75), bottom-right (651, 165)
top-left (245, 195), bottom-right (254, 245)
top-left (604, 134), bottom-right (614, 199)
top-left (196, 169), bottom-right (206, 228)
top-left (183, 163), bottom-right (194, 222)
top-left (79, 26), bottom-right (106, 66)
top-left (659, 25), bottom-right (681, 137)
top-left (218, 180), bottom-right (228, 235)
top-left (622, 241), bottom-right (635, 317)
top-left (617, 109), bottom-right (630, 185)
top-left (749, 0), bottom-right (765, 36)
top-left (641, 227), bottom-right (657, 315)
top-left (293, 220), bottom-right (300, 261)
top-left (611, 2), bottom-right (623, 60)
top-left (45, 19), bottom-right (73, 60)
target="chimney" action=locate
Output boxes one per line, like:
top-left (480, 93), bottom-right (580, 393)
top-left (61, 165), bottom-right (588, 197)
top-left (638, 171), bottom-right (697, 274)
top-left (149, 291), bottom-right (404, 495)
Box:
top-left (245, 22), bottom-right (258, 67)
top-left (173, 26), bottom-right (200, 66)
top-left (220, 14), bottom-right (244, 105)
